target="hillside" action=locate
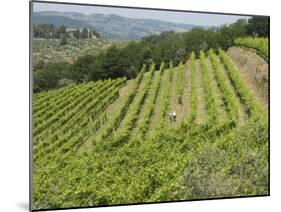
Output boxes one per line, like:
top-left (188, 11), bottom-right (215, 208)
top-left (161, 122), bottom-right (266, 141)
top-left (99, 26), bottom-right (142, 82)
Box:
top-left (32, 13), bottom-right (93, 29)
top-left (32, 48), bottom-right (268, 209)
top-left (227, 46), bottom-right (268, 105)
top-left (33, 38), bottom-right (128, 68)
top-left (33, 11), bottom-right (207, 40)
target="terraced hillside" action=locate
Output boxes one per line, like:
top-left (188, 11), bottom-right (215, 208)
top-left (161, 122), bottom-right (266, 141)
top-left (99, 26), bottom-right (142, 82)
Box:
top-left (234, 37), bottom-right (268, 60)
top-left (227, 46), bottom-right (269, 105)
top-left (33, 49), bottom-right (268, 209)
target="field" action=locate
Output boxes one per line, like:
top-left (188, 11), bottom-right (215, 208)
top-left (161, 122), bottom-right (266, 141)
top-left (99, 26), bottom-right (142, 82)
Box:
top-left (32, 48), bottom-right (268, 209)
top-left (234, 37), bottom-right (269, 60)
top-left (33, 38), bottom-right (128, 68)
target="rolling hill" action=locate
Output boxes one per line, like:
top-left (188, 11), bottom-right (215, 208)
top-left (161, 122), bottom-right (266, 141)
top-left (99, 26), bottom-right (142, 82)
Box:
top-left (32, 13), bottom-right (93, 29)
top-left (33, 11), bottom-right (207, 40)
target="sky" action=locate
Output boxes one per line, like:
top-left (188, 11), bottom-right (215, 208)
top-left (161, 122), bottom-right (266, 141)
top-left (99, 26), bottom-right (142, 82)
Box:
top-left (33, 2), bottom-right (251, 26)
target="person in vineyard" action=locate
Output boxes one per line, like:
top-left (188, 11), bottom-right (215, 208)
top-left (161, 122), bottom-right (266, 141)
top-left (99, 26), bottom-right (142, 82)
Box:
top-left (169, 111), bottom-right (177, 122)
top-left (172, 111), bottom-right (177, 122)
top-left (169, 112), bottom-right (173, 123)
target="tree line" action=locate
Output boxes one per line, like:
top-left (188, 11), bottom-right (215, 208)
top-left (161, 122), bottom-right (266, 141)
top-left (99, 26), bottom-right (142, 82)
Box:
top-left (33, 24), bottom-right (101, 40)
top-left (33, 16), bottom-right (269, 92)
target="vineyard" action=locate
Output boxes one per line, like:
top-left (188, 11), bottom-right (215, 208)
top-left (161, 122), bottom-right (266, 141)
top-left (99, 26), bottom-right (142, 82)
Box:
top-left (33, 49), bottom-right (268, 209)
top-left (234, 37), bottom-right (269, 60)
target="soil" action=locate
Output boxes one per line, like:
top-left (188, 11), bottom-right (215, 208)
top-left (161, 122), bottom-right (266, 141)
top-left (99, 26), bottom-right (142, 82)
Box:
top-left (227, 47), bottom-right (268, 108)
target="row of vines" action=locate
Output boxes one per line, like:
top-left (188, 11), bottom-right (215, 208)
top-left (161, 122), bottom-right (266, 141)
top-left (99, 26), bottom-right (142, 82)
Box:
top-left (33, 48), bottom-right (268, 209)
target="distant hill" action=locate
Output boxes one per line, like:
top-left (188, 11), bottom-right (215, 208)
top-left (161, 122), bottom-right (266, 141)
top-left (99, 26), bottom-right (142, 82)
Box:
top-left (33, 11), bottom-right (208, 40)
top-left (32, 14), bottom-right (93, 29)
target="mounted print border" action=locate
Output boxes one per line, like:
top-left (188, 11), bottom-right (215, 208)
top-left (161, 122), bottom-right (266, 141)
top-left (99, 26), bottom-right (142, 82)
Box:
top-left (29, 1), bottom-right (270, 211)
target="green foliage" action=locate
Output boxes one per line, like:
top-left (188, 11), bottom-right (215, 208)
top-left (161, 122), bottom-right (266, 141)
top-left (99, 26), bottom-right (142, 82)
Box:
top-left (34, 78), bottom-right (126, 163)
top-left (247, 16), bottom-right (269, 37)
top-left (71, 55), bottom-right (96, 82)
top-left (108, 64), bottom-right (155, 147)
top-left (234, 37), bottom-right (268, 59)
top-left (33, 62), bottom-right (72, 92)
top-left (33, 116), bottom-right (268, 208)
top-left (59, 35), bottom-right (67, 46)
top-left (33, 24), bottom-right (101, 40)
top-left (186, 52), bottom-right (197, 123)
top-left (157, 62), bottom-right (173, 128)
top-left (33, 50), bottom-right (268, 209)
top-left (33, 24), bottom-right (66, 39)
top-left (219, 49), bottom-right (267, 122)
top-left (199, 51), bottom-right (218, 125)
top-left (177, 61), bottom-right (184, 105)
top-left (98, 66), bottom-right (146, 141)
top-left (208, 49), bottom-right (239, 123)
top-left (137, 63), bottom-right (164, 137)
top-left (81, 28), bottom-right (89, 39)
top-left (33, 18), bottom-right (252, 92)
top-left (180, 121), bottom-right (268, 199)
top-left (32, 37), bottom-right (127, 73)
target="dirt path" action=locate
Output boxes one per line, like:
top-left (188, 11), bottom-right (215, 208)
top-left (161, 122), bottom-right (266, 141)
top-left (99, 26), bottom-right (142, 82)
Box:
top-left (205, 58), bottom-right (227, 122)
top-left (195, 60), bottom-right (206, 124)
top-left (113, 72), bottom-right (151, 136)
top-left (182, 61), bottom-right (190, 119)
top-left (130, 71), bottom-right (160, 136)
top-left (78, 80), bottom-right (135, 153)
top-left (218, 57), bottom-right (248, 124)
top-left (148, 68), bottom-right (169, 134)
top-left (168, 67), bottom-right (182, 128)
top-left (227, 47), bottom-right (268, 108)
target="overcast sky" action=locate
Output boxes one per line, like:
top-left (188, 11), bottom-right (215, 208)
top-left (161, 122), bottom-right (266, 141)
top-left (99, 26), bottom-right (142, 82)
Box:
top-left (33, 2), bottom-right (251, 26)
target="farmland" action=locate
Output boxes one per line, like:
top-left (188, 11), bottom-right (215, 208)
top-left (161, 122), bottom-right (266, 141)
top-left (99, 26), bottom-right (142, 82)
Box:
top-left (234, 37), bottom-right (269, 60)
top-left (33, 38), bottom-right (128, 68)
top-left (33, 48), bottom-right (268, 209)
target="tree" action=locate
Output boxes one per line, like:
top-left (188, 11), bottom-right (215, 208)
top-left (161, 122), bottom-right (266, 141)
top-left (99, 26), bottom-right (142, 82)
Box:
top-left (89, 30), bottom-right (92, 39)
top-left (92, 29), bottom-right (101, 38)
top-left (81, 28), bottom-right (89, 39)
top-left (33, 24), bottom-right (69, 39)
top-left (34, 62), bottom-right (71, 92)
top-left (34, 17), bottom-right (256, 92)
top-left (60, 35), bottom-right (67, 45)
top-left (58, 25), bottom-right (67, 35)
top-left (103, 46), bottom-right (128, 79)
top-left (73, 29), bottom-right (80, 39)
top-left (230, 19), bottom-right (248, 37)
top-left (72, 55), bottom-right (95, 82)
top-left (247, 16), bottom-right (269, 37)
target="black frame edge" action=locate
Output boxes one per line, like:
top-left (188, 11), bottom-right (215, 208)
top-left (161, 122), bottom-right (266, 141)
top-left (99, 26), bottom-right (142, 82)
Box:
top-left (29, 1), bottom-right (34, 211)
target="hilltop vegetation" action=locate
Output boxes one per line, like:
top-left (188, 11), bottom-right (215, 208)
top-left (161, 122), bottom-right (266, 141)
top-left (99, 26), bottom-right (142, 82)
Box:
top-left (33, 49), bottom-right (268, 209)
top-left (33, 24), bottom-right (101, 39)
top-left (33, 16), bottom-right (269, 92)
top-left (235, 37), bottom-right (269, 60)
top-left (32, 24), bottom-right (128, 70)
top-left (34, 12), bottom-right (268, 40)
top-left (33, 38), bottom-right (128, 69)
